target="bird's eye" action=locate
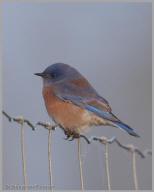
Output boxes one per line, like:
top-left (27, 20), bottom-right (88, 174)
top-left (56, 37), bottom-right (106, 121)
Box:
top-left (50, 73), bottom-right (56, 78)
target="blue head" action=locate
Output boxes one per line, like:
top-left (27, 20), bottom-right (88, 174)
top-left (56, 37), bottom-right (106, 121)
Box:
top-left (35, 63), bottom-right (82, 86)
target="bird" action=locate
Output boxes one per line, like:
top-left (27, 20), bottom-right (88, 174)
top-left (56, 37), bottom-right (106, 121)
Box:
top-left (35, 63), bottom-right (139, 139)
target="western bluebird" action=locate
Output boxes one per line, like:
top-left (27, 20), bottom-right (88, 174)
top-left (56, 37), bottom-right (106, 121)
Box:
top-left (35, 63), bottom-right (139, 139)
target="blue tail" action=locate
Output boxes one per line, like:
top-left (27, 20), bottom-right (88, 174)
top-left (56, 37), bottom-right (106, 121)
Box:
top-left (85, 104), bottom-right (139, 137)
top-left (113, 121), bottom-right (139, 137)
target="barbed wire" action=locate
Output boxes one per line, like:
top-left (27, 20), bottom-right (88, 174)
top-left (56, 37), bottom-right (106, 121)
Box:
top-left (2, 111), bottom-right (35, 130)
top-left (2, 110), bottom-right (152, 159)
top-left (2, 110), bottom-right (152, 191)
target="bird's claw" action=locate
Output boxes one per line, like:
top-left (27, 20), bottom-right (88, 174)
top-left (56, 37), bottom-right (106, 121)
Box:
top-left (64, 131), bottom-right (80, 141)
top-left (69, 133), bottom-right (80, 141)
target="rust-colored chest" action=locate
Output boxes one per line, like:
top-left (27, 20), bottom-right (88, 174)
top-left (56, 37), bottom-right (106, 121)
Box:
top-left (42, 85), bottom-right (87, 132)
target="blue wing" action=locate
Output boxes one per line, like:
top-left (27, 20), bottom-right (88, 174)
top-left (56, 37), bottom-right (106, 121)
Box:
top-left (53, 79), bottom-right (118, 122)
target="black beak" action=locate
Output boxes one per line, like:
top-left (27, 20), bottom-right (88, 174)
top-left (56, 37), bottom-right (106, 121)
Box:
top-left (34, 73), bottom-right (46, 77)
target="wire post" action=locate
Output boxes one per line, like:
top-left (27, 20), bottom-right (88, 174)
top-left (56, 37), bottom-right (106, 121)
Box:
top-left (48, 128), bottom-right (54, 192)
top-left (105, 142), bottom-right (111, 191)
top-left (78, 137), bottom-right (84, 192)
top-left (130, 145), bottom-right (138, 190)
top-left (20, 118), bottom-right (27, 190)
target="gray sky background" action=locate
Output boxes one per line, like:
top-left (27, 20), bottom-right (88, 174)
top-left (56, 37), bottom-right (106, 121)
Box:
top-left (2, 2), bottom-right (152, 190)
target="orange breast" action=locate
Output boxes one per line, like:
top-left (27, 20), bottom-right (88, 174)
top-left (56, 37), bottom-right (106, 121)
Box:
top-left (42, 85), bottom-right (88, 133)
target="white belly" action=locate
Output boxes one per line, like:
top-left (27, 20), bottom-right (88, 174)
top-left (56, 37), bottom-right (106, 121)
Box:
top-left (76, 110), bottom-right (110, 133)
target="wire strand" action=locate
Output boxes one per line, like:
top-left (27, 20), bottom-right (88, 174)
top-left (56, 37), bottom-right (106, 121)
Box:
top-left (21, 119), bottom-right (27, 190)
top-left (105, 142), bottom-right (111, 191)
top-left (78, 138), bottom-right (84, 192)
top-left (131, 147), bottom-right (138, 190)
top-left (48, 129), bottom-right (54, 192)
